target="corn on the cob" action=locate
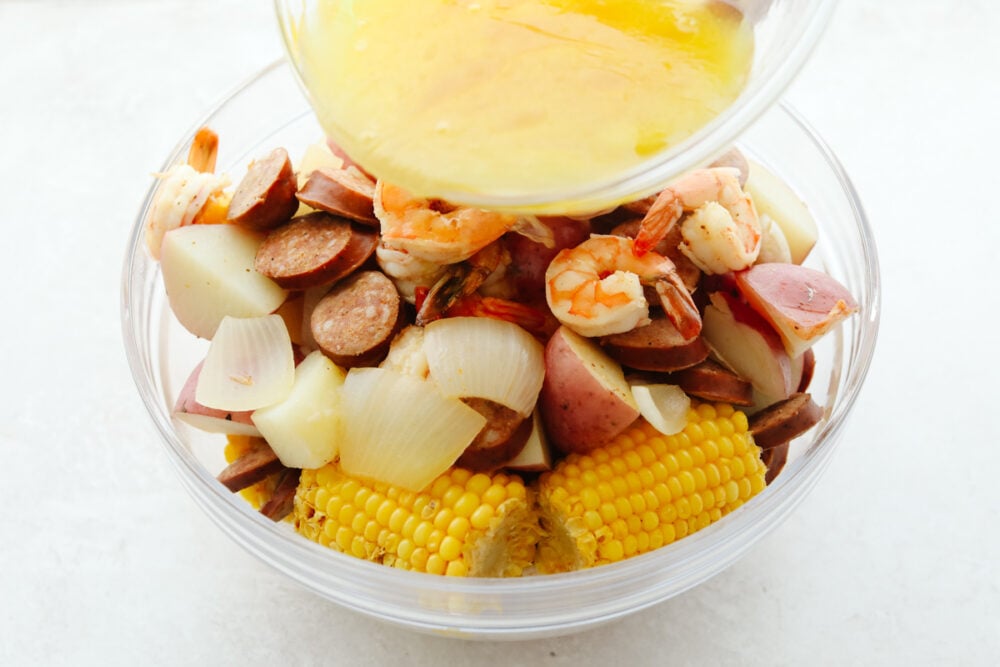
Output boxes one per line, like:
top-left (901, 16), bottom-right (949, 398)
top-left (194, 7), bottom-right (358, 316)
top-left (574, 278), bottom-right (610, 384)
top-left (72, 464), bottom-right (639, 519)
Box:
top-left (224, 435), bottom-right (280, 509)
top-left (293, 465), bottom-right (539, 577)
top-left (534, 402), bottom-right (767, 573)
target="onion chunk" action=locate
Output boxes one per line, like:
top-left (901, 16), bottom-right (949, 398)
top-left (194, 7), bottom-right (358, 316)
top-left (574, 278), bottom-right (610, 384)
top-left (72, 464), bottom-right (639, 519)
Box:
top-left (196, 315), bottom-right (295, 412)
top-left (423, 317), bottom-right (544, 417)
top-left (630, 383), bottom-right (691, 436)
top-left (339, 367), bottom-right (486, 492)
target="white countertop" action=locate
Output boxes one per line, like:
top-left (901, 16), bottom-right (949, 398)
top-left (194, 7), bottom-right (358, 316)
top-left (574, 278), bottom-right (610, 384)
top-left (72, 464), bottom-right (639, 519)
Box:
top-left (1, 1), bottom-right (996, 664)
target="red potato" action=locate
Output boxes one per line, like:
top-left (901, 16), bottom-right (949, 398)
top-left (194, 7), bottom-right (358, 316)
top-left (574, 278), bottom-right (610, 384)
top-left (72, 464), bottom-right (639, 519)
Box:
top-left (172, 361), bottom-right (260, 436)
top-left (505, 217), bottom-right (591, 299)
top-left (735, 263), bottom-right (859, 359)
top-left (539, 326), bottom-right (640, 454)
top-left (701, 291), bottom-right (794, 401)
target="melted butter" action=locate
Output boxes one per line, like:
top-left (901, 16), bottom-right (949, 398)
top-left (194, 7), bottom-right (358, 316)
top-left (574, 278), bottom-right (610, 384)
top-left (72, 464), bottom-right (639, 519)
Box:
top-left (287, 0), bottom-right (753, 209)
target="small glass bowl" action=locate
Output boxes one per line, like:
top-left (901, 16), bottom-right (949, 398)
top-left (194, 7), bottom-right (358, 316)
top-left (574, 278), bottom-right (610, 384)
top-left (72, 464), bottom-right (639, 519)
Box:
top-left (121, 60), bottom-right (878, 640)
top-left (273, 0), bottom-right (839, 212)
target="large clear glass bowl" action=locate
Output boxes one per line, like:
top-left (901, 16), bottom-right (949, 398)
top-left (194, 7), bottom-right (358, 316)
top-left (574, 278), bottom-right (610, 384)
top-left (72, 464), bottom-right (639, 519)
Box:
top-left (121, 60), bottom-right (878, 640)
top-left (273, 0), bottom-right (839, 213)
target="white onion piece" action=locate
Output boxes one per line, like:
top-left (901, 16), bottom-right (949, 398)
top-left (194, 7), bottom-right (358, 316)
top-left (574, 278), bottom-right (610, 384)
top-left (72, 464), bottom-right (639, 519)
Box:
top-left (173, 412), bottom-right (262, 437)
top-left (340, 368), bottom-right (486, 492)
top-left (423, 317), bottom-right (544, 417)
top-left (196, 315), bottom-right (295, 412)
top-left (630, 383), bottom-right (690, 436)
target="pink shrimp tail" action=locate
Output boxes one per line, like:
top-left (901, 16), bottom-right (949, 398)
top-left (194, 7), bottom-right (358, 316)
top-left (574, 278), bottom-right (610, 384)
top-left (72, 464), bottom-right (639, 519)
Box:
top-left (633, 192), bottom-right (682, 256)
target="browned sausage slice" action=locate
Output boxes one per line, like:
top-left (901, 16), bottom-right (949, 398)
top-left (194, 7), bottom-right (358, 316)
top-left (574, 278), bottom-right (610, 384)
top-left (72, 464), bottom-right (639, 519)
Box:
top-left (455, 398), bottom-right (531, 471)
top-left (749, 392), bottom-right (823, 450)
top-left (601, 316), bottom-right (709, 372)
top-left (260, 468), bottom-right (301, 521)
top-left (761, 442), bottom-right (788, 484)
top-left (227, 147), bottom-right (299, 230)
top-left (670, 358), bottom-right (753, 406)
top-left (297, 166), bottom-right (378, 225)
top-left (216, 437), bottom-right (285, 492)
top-left (254, 212), bottom-right (353, 289)
top-left (322, 223), bottom-right (379, 285)
top-left (311, 270), bottom-right (403, 367)
top-left (797, 348), bottom-right (816, 393)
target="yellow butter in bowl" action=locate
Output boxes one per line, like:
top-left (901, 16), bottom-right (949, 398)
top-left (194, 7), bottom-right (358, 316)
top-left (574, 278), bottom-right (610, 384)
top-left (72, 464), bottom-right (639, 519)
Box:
top-left (283, 0), bottom-right (754, 210)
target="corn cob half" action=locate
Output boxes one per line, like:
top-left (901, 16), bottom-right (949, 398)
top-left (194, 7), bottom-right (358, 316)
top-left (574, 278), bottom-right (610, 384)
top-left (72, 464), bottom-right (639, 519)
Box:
top-left (293, 465), bottom-right (539, 577)
top-left (535, 403), bottom-right (767, 573)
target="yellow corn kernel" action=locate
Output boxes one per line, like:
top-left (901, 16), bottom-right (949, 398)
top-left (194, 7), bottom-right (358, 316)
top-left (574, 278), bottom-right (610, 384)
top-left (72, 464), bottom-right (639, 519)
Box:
top-left (293, 465), bottom-right (538, 577)
top-left (535, 403), bottom-right (768, 573)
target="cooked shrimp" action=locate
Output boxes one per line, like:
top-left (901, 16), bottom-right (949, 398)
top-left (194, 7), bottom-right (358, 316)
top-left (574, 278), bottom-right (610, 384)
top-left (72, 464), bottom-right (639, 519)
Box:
top-left (633, 167), bottom-right (760, 274)
top-left (186, 127), bottom-right (220, 173)
top-left (416, 242), bottom-right (510, 324)
top-left (545, 235), bottom-right (700, 339)
top-left (145, 127), bottom-right (230, 259)
top-left (374, 181), bottom-right (520, 264)
top-left (375, 243), bottom-right (447, 304)
top-left (445, 294), bottom-right (552, 338)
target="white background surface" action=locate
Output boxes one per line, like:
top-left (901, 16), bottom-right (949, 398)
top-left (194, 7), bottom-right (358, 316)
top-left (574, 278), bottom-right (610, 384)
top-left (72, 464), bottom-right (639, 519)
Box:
top-left (1, 1), bottom-right (996, 664)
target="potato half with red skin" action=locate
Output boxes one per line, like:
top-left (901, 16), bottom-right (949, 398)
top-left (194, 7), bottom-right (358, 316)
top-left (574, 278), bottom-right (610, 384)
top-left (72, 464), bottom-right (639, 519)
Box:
top-left (539, 326), bottom-right (639, 454)
top-left (735, 263), bottom-right (859, 358)
top-left (173, 360), bottom-right (257, 432)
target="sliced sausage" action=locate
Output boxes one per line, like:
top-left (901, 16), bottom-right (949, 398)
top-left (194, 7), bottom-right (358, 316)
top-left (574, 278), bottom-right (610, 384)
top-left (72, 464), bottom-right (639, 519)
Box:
top-left (761, 442), bottom-right (788, 484)
top-left (601, 316), bottom-right (709, 372)
top-left (260, 468), bottom-right (301, 521)
top-left (297, 166), bottom-right (378, 225)
top-left (310, 270), bottom-right (403, 367)
top-left (254, 212), bottom-right (353, 289)
top-left (748, 392), bottom-right (823, 450)
top-left (227, 147), bottom-right (299, 230)
top-left (322, 223), bottom-right (379, 284)
top-left (216, 437), bottom-right (285, 492)
top-left (456, 398), bottom-right (531, 471)
top-left (669, 358), bottom-right (753, 406)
